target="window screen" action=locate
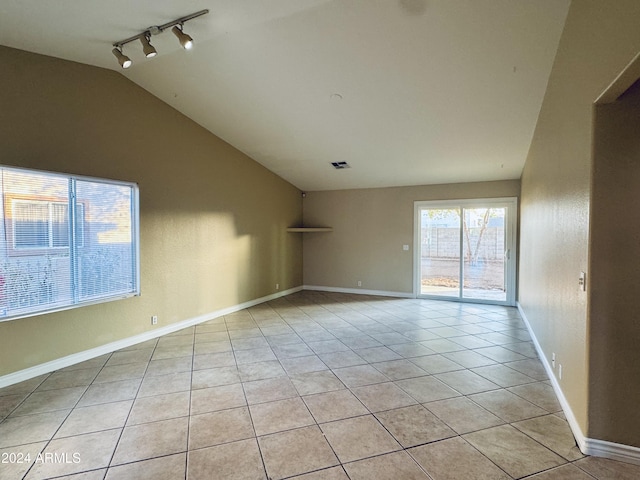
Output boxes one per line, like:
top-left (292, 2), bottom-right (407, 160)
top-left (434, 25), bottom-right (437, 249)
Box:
top-left (0, 166), bottom-right (139, 320)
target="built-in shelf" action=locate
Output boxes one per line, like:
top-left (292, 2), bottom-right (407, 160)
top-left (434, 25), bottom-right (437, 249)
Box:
top-left (286, 227), bottom-right (333, 233)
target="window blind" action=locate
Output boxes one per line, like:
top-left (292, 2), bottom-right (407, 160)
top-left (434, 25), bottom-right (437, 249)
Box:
top-left (0, 166), bottom-right (139, 320)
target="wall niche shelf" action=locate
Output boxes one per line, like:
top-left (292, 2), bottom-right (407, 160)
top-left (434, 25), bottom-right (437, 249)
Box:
top-left (286, 227), bottom-right (333, 233)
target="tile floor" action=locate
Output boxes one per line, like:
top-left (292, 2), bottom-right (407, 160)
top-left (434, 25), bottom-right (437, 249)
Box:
top-left (1, 291), bottom-right (640, 479)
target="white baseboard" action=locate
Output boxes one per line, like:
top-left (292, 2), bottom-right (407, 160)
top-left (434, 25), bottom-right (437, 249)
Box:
top-left (303, 285), bottom-right (414, 298)
top-left (584, 438), bottom-right (640, 466)
top-left (0, 286), bottom-right (302, 389)
top-left (517, 302), bottom-right (640, 466)
top-left (516, 303), bottom-right (588, 450)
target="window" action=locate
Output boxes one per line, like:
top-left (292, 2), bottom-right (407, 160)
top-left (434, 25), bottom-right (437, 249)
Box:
top-left (0, 166), bottom-right (139, 320)
top-left (414, 197), bottom-right (517, 306)
top-left (12, 200), bottom-right (85, 250)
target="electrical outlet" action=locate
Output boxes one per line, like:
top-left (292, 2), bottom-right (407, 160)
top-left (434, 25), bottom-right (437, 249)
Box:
top-left (151, 315), bottom-right (158, 325)
top-left (357, 280), bottom-right (362, 287)
top-left (552, 353), bottom-right (556, 368)
top-left (559, 364), bottom-right (563, 379)
top-left (579, 271), bottom-right (586, 291)
top-left (276, 283), bottom-right (279, 290)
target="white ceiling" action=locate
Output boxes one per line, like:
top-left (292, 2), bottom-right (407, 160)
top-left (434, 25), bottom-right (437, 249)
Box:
top-left (0, 0), bottom-right (570, 191)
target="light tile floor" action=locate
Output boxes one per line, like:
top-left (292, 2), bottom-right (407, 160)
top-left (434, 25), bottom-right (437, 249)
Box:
top-left (2, 291), bottom-right (640, 479)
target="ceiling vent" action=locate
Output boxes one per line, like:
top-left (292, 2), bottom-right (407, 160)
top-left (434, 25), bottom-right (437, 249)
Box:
top-left (331, 161), bottom-right (351, 169)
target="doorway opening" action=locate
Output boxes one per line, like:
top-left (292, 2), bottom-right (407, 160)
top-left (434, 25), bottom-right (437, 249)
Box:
top-left (414, 198), bottom-right (517, 306)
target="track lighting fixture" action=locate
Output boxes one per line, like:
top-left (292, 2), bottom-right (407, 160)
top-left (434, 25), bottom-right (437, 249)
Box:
top-left (140, 33), bottom-right (157, 58)
top-left (172, 25), bottom-right (194, 50)
top-left (112, 47), bottom-right (132, 69)
top-left (111, 9), bottom-right (208, 68)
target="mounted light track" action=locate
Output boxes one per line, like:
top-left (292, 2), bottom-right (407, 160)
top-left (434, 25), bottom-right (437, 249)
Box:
top-left (111, 9), bottom-right (208, 68)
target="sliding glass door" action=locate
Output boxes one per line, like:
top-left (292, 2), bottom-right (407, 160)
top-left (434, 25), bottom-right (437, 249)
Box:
top-left (414, 198), bottom-right (517, 305)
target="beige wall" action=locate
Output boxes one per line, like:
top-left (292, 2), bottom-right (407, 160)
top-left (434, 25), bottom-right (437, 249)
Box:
top-left (303, 181), bottom-right (519, 293)
top-left (0, 46), bottom-right (302, 377)
top-left (519, 0), bottom-right (640, 444)
top-left (590, 80), bottom-right (640, 446)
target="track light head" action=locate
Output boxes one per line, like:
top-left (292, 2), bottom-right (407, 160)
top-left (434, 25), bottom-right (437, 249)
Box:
top-left (140, 33), bottom-right (157, 58)
top-left (172, 25), bottom-right (193, 50)
top-left (112, 47), bottom-right (132, 68)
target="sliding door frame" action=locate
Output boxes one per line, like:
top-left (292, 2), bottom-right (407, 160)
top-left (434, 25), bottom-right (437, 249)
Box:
top-left (413, 197), bottom-right (518, 306)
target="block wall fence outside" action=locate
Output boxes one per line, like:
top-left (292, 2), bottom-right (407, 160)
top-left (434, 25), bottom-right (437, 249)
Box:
top-left (421, 227), bottom-right (505, 260)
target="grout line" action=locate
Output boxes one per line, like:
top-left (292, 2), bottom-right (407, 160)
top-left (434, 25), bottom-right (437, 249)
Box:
top-left (243, 308), bottom-right (277, 480)
top-left (104, 338), bottom-right (157, 473)
top-left (182, 325), bottom-right (197, 480)
top-left (15, 351), bottom-right (118, 480)
top-left (0, 291), bottom-right (632, 479)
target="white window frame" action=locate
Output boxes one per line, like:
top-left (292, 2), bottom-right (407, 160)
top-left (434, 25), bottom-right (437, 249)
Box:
top-left (0, 166), bottom-right (140, 322)
top-left (413, 197), bottom-right (518, 306)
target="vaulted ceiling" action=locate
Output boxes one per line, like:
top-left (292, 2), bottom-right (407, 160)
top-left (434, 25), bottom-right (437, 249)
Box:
top-left (0, 0), bottom-right (570, 191)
